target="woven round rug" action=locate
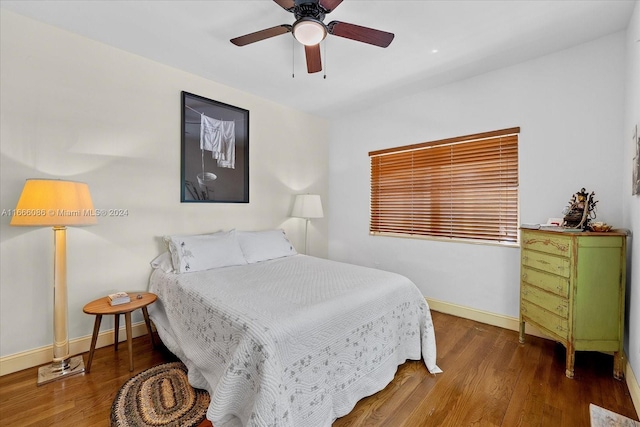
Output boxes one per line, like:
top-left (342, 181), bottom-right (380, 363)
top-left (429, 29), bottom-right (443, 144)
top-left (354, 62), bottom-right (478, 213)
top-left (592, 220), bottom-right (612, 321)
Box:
top-left (110, 361), bottom-right (211, 427)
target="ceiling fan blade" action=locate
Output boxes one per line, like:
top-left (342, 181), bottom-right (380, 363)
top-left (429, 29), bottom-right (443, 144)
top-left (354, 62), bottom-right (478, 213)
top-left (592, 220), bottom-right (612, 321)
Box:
top-left (327, 21), bottom-right (394, 48)
top-left (230, 25), bottom-right (292, 46)
top-left (319, 0), bottom-right (343, 13)
top-left (273, 0), bottom-right (295, 11)
top-left (305, 44), bottom-right (322, 73)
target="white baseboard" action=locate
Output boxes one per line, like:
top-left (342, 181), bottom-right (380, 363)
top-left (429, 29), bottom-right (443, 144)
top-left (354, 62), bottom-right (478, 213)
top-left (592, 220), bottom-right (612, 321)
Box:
top-left (425, 297), bottom-right (640, 417)
top-left (0, 321), bottom-right (150, 376)
top-left (425, 297), bottom-right (548, 339)
top-left (627, 361), bottom-right (640, 417)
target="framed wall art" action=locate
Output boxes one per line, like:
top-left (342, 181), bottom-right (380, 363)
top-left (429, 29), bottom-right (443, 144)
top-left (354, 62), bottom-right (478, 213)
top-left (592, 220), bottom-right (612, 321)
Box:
top-left (181, 91), bottom-right (249, 203)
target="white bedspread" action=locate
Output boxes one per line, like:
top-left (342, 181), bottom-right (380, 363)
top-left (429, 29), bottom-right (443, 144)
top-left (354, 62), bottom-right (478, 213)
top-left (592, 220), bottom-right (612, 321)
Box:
top-left (148, 255), bottom-right (441, 427)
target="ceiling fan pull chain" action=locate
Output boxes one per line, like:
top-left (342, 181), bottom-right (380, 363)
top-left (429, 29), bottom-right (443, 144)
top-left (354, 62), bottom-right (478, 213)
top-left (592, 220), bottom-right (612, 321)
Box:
top-left (323, 38), bottom-right (327, 79)
top-left (292, 36), bottom-right (295, 78)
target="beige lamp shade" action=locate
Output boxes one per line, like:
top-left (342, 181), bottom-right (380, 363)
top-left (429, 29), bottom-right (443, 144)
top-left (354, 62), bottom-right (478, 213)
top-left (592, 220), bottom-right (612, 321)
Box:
top-left (291, 194), bottom-right (324, 219)
top-left (10, 179), bottom-right (97, 227)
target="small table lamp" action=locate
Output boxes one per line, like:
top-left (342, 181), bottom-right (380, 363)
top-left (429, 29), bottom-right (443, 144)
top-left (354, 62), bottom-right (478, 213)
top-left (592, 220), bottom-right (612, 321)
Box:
top-left (11, 179), bottom-right (96, 385)
top-left (291, 194), bottom-right (323, 254)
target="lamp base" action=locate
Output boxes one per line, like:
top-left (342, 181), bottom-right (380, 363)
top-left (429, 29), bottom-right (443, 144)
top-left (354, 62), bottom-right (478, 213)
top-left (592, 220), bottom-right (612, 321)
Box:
top-left (37, 355), bottom-right (85, 386)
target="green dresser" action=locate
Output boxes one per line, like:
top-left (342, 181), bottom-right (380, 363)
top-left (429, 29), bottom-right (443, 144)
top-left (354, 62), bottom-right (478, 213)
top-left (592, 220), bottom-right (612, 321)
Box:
top-left (519, 228), bottom-right (627, 379)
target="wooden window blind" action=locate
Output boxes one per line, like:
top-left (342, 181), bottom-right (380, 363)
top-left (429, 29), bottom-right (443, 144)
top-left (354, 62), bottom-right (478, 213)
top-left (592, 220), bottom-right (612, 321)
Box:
top-left (369, 127), bottom-right (519, 244)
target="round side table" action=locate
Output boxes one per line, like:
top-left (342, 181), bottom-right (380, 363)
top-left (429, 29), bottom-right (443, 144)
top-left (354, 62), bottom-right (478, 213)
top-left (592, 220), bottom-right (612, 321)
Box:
top-left (83, 291), bottom-right (157, 373)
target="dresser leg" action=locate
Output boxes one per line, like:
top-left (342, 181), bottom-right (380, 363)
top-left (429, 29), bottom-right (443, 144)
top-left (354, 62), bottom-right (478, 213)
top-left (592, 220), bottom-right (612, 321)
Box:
top-left (613, 351), bottom-right (625, 380)
top-left (565, 345), bottom-right (575, 379)
top-left (518, 320), bottom-right (525, 344)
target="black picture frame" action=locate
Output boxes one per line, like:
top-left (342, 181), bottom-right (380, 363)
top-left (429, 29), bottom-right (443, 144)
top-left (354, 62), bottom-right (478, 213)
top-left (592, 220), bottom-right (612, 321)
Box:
top-left (181, 91), bottom-right (249, 203)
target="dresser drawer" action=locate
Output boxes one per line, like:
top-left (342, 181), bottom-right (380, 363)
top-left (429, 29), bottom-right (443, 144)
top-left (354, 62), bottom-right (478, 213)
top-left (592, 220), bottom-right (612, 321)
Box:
top-left (578, 236), bottom-right (624, 249)
top-left (521, 283), bottom-right (569, 318)
top-left (521, 300), bottom-right (569, 340)
top-left (521, 266), bottom-right (569, 297)
top-left (521, 232), bottom-right (572, 257)
top-left (522, 249), bottom-right (571, 278)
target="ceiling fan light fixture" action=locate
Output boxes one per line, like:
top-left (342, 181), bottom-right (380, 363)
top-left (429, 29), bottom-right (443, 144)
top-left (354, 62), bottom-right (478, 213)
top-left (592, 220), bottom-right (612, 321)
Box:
top-left (293, 18), bottom-right (326, 46)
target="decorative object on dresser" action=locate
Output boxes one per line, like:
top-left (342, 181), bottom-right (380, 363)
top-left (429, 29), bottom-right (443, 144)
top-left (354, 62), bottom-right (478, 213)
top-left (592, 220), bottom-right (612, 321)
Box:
top-left (519, 228), bottom-right (627, 379)
top-left (562, 187), bottom-right (598, 230)
top-left (290, 193), bottom-right (324, 254)
top-left (588, 222), bottom-right (613, 232)
top-left (10, 178), bottom-right (97, 385)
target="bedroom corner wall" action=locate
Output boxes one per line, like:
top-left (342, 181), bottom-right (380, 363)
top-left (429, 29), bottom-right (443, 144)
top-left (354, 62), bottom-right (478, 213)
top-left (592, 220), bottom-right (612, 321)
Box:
top-left (0, 10), bottom-right (329, 368)
top-left (623, 0), bottom-right (640, 411)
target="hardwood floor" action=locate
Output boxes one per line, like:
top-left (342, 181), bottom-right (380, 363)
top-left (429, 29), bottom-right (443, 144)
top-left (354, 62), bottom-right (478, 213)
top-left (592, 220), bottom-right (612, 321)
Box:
top-left (0, 311), bottom-right (637, 426)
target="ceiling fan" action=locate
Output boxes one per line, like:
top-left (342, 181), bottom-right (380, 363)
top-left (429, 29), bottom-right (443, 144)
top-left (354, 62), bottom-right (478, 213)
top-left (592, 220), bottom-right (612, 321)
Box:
top-left (230, 0), bottom-right (394, 74)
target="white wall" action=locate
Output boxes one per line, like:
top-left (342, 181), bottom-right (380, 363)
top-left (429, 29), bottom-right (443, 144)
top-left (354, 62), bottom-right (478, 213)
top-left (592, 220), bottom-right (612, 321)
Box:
top-left (0, 11), bottom-right (329, 358)
top-left (328, 32), bottom-right (626, 320)
top-left (624, 1), bottom-right (640, 387)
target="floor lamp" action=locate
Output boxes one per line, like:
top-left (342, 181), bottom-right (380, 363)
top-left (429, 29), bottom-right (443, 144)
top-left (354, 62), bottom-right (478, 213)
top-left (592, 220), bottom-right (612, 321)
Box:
top-left (291, 194), bottom-right (323, 255)
top-left (11, 179), bottom-right (96, 385)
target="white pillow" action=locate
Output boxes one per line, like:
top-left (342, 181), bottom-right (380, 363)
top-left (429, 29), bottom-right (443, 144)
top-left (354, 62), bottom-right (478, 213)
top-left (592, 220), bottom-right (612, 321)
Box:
top-left (150, 252), bottom-right (174, 273)
top-left (164, 230), bottom-right (247, 273)
top-left (237, 229), bottom-right (297, 263)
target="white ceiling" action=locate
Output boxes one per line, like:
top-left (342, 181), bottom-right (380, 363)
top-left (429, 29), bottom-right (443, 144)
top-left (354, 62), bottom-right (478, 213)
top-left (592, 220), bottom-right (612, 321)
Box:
top-left (0, 0), bottom-right (635, 119)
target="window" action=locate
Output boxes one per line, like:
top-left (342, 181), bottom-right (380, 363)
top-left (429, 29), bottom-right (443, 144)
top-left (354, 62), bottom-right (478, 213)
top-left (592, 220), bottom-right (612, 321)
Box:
top-left (369, 127), bottom-right (519, 244)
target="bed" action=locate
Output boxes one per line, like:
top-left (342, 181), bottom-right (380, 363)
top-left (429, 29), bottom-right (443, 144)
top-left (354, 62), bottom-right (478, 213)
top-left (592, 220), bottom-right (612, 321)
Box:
top-left (148, 229), bottom-right (441, 427)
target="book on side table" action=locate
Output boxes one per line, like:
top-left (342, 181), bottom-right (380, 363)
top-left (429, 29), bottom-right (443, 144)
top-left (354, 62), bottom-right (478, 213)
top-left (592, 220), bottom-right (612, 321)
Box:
top-left (108, 292), bottom-right (130, 306)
